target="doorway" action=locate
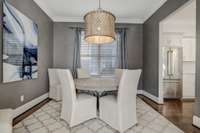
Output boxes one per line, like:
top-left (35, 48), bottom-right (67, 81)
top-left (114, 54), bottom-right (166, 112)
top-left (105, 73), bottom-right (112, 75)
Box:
top-left (159, 0), bottom-right (196, 102)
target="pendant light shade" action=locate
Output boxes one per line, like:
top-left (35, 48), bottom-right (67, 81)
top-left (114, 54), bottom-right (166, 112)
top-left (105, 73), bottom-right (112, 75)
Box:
top-left (84, 5), bottom-right (116, 44)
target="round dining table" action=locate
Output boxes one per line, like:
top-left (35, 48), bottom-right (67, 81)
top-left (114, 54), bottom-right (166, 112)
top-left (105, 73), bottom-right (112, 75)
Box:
top-left (74, 77), bottom-right (119, 112)
top-left (75, 77), bottom-right (118, 92)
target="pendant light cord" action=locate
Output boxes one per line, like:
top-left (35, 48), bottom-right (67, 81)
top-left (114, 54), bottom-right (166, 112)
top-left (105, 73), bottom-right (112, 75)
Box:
top-left (98, 0), bottom-right (101, 9)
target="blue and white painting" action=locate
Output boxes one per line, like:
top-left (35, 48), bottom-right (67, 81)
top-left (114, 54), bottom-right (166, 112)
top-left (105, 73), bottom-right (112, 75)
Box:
top-left (3, 1), bottom-right (38, 83)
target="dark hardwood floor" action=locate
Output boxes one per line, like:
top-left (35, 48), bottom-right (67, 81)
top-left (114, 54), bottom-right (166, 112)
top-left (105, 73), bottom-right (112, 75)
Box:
top-left (138, 95), bottom-right (200, 133)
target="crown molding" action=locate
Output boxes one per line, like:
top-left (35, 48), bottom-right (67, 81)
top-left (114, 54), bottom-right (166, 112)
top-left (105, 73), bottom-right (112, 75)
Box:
top-left (33, 0), bottom-right (167, 24)
top-left (116, 18), bottom-right (144, 24)
top-left (53, 16), bottom-right (144, 24)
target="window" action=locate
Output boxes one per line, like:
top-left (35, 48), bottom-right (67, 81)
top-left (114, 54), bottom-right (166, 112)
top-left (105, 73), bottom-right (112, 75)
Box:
top-left (80, 31), bottom-right (120, 76)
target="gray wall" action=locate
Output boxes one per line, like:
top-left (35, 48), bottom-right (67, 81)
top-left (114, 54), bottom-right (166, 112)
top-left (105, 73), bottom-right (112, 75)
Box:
top-left (143, 0), bottom-right (200, 117)
top-left (143, 0), bottom-right (190, 97)
top-left (0, 0), bottom-right (53, 109)
top-left (195, 0), bottom-right (200, 117)
top-left (53, 22), bottom-right (143, 89)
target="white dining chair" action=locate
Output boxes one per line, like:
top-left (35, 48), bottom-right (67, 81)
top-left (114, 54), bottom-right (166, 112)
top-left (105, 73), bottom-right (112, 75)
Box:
top-left (48, 69), bottom-right (62, 101)
top-left (100, 69), bottom-right (142, 133)
top-left (57, 69), bottom-right (97, 127)
top-left (0, 109), bottom-right (13, 133)
top-left (77, 68), bottom-right (90, 78)
top-left (114, 69), bottom-right (124, 80)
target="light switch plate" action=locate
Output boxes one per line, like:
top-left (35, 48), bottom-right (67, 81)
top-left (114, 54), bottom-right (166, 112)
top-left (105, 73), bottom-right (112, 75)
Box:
top-left (20, 95), bottom-right (24, 102)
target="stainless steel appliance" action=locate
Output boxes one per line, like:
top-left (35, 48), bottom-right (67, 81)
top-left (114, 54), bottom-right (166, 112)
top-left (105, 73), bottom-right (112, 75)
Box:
top-left (162, 47), bottom-right (182, 99)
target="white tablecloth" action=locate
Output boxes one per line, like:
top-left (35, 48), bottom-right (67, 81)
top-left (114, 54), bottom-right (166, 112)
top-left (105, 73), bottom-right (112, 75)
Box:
top-left (75, 77), bottom-right (119, 92)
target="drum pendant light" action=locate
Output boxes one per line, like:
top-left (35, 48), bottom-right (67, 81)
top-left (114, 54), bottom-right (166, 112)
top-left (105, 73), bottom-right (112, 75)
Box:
top-left (84, 0), bottom-right (116, 44)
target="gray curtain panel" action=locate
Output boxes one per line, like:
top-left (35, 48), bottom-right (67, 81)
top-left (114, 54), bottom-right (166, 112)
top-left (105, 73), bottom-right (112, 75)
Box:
top-left (117, 28), bottom-right (128, 69)
top-left (72, 28), bottom-right (82, 78)
top-left (72, 28), bottom-right (128, 78)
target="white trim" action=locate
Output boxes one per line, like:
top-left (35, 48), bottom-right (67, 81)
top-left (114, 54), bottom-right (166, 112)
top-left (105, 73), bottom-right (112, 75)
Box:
top-left (137, 90), bottom-right (143, 95)
top-left (182, 96), bottom-right (195, 99)
top-left (137, 90), bottom-right (163, 104)
top-left (109, 18), bottom-right (144, 24)
top-left (12, 93), bottom-right (49, 119)
top-left (193, 115), bottom-right (200, 128)
top-left (53, 16), bottom-right (144, 24)
top-left (158, 22), bottom-right (164, 105)
top-left (158, 0), bottom-right (196, 105)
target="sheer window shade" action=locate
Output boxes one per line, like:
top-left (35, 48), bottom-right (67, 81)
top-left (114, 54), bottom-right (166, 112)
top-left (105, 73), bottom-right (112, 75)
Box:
top-left (80, 31), bottom-right (120, 76)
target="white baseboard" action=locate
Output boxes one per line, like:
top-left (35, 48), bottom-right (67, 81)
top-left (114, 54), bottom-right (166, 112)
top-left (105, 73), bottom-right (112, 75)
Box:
top-left (137, 90), bottom-right (143, 95)
top-left (137, 90), bottom-right (163, 104)
top-left (13, 93), bottom-right (49, 119)
top-left (182, 96), bottom-right (195, 99)
top-left (193, 115), bottom-right (200, 128)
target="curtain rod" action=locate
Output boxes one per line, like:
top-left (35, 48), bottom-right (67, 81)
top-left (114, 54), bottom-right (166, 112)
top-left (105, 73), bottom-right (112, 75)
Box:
top-left (69, 27), bottom-right (84, 29)
top-left (69, 27), bottom-right (129, 30)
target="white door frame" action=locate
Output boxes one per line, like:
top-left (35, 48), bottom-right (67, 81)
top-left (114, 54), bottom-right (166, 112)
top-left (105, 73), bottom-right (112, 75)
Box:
top-left (158, 0), bottom-right (196, 104)
top-left (158, 22), bottom-right (164, 104)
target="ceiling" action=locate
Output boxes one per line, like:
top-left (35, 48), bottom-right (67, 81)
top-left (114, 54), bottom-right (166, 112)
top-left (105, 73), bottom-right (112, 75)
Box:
top-left (162, 0), bottom-right (196, 25)
top-left (33, 0), bottom-right (167, 23)
top-left (161, 0), bottom-right (196, 36)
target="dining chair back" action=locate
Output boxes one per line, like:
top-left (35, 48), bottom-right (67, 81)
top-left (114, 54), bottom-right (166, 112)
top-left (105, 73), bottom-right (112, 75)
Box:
top-left (99, 69), bottom-right (141, 133)
top-left (118, 69), bottom-right (141, 131)
top-left (0, 109), bottom-right (13, 133)
top-left (77, 68), bottom-right (90, 78)
top-left (58, 69), bottom-right (97, 127)
top-left (48, 69), bottom-right (62, 101)
top-left (114, 69), bottom-right (124, 80)
top-left (57, 69), bottom-right (76, 124)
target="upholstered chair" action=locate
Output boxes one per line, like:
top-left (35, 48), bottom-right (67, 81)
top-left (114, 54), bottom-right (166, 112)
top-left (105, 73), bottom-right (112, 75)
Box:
top-left (77, 68), bottom-right (90, 78)
top-left (100, 69), bottom-right (142, 133)
top-left (0, 109), bottom-right (13, 133)
top-left (48, 69), bottom-right (62, 101)
top-left (57, 69), bottom-right (97, 127)
top-left (114, 69), bottom-right (124, 80)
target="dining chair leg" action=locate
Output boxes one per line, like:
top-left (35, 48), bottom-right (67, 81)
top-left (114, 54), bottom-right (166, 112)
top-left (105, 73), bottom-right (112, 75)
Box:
top-left (69, 127), bottom-right (72, 133)
top-left (96, 92), bottom-right (100, 116)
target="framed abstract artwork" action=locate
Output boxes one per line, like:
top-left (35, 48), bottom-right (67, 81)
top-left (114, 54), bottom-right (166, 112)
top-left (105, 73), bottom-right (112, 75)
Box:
top-left (3, 1), bottom-right (38, 83)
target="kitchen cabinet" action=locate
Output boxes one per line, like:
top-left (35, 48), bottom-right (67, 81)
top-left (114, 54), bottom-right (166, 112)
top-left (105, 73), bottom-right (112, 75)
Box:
top-left (182, 62), bottom-right (195, 99)
top-left (182, 38), bottom-right (196, 61)
top-left (162, 33), bottom-right (182, 47)
top-left (183, 74), bottom-right (195, 99)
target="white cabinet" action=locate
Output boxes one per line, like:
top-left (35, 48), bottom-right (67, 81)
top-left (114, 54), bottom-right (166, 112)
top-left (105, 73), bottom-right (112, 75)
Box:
top-left (182, 37), bottom-right (196, 99)
top-left (162, 33), bottom-right (182, 47)
top-left (182, 62), bottom-right (195, 99)
top-left (182, 74), bottom-right (195, 99)
top-left (162, 34), bottom-right (196, 62)
top-left (182, 38), bottom-right (196, 61)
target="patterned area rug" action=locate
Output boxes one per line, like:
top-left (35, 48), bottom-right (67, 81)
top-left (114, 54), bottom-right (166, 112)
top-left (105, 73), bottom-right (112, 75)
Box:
top-left (13, 98), bottom-right (184, 133)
